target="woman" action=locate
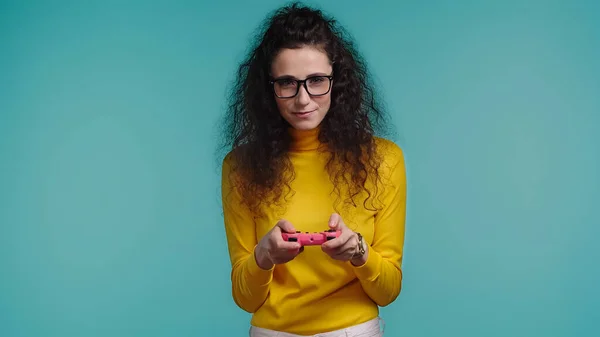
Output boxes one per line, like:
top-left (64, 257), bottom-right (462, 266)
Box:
top-left (219, 2), bottom-right (406, 336)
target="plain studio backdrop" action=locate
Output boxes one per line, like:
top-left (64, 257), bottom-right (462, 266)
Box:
top-left (1, 0), bottom-right (598, 336)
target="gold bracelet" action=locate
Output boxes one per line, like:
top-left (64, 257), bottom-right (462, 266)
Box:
top-left (351, 232), bottom-right (366, 259)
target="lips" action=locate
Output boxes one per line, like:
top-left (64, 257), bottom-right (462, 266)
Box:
top-left (293, 109), bottom-right (316, 117)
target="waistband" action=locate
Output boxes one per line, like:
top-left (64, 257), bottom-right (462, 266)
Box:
top-left (249, 316), bottom-right (385, 337)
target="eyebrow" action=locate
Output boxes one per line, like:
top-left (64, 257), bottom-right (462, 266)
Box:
top-left (272, 72), bottom-right (332, 80)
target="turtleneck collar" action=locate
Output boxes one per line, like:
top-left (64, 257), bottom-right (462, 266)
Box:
top-left (288, 126), bottom-right (322, 152)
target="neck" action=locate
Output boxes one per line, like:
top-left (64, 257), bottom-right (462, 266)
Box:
top-left (289, 127), bottom-right (322, 151)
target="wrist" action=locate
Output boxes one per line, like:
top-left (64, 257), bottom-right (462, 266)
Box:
top-left (254, 245), bottom-right (274, 270)
top-left (350, 233), bottom-right (368, 266)
top-left (350, 249), bottom-right (368, 266)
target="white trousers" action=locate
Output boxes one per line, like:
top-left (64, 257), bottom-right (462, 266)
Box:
top-left (249, 317), bottom-right (385, 337)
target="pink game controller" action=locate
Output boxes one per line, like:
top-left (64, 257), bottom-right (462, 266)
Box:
top-left (281, 229), bottom-right (341, 246)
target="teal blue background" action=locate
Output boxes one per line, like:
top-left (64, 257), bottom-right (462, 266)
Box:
top-left (1, 0), bottom-right (599, 336)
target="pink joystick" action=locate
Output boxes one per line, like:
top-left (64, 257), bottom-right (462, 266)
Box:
top-left (281, 229), bottom-right (341, 246)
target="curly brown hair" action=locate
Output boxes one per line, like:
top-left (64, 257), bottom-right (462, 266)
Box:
top-left (218, 2), bottom-right (395, 217)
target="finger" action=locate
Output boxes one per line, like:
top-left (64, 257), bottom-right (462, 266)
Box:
top-left (276, 246), bottom-right (303, 263)
top-left (323, 232), bottom-right (357, 255)
top-left (275, 226), bottom-right (301, 250)
top-left (285, 247), bottom-right (301, 255)
top-left (322, 236), bottom-right (345, 250)
top-left (321, 229), bottom-right (353, 250)
top-left (276, 219), bottom-right (296, 233)
top-left (340, 238), bottom-right (359, 255)
top-left (331, 240), bottom-right (358, 260)
top-left (332, 251), bottom-right (354, 261)
top-left (278, 240), bottom-right (301, 250)
top-left (288, 246), bottom-right (304, 256)
top-left (328, 213), bottom-right (342, 229)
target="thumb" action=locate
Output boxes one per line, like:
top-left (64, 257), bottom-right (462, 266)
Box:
top-left (328, 213), bottom-right (344, 230)
top-left (276, 219), bottom-right (296, 233)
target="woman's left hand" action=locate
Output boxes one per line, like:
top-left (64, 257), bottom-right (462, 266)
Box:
top-left (321, 213), bottom-right (367, 266)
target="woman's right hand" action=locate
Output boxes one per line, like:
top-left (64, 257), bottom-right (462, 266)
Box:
top-left (254, 220), bottom-right (304, 270)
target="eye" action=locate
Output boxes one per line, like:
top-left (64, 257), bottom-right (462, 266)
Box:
top-left (277, 79), bottom-right (296, 87)
top-left (308, 76), bottom-right (326, 84)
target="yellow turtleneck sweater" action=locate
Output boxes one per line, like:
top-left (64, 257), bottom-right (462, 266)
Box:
top-left (221, 127), bottom-right (406, 335)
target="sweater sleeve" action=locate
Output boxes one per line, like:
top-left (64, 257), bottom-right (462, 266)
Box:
top-left (221, 155), bottom-right (274, 313)
top-left (351, 143), bottom-right (407, 306)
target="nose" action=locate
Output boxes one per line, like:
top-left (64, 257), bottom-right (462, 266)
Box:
top-left (295, 84), bottom-right (311, 106)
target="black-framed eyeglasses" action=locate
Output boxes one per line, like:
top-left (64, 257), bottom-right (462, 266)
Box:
top-left (270, 75), bottom-right (333, 98)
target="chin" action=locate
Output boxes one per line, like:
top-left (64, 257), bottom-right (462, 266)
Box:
top-left (293, 124), bottom-right (319, 130)
top-left (288, 120), bottom-right (321, 130)
top-left (284, 113), bottom-right (325, 131)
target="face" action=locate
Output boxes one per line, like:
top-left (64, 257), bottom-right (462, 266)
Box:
top-left (270, 46), bottom-right (333, 130)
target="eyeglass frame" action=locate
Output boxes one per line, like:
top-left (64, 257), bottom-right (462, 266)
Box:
top-left (269, 74), bottom-right (334, 98)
